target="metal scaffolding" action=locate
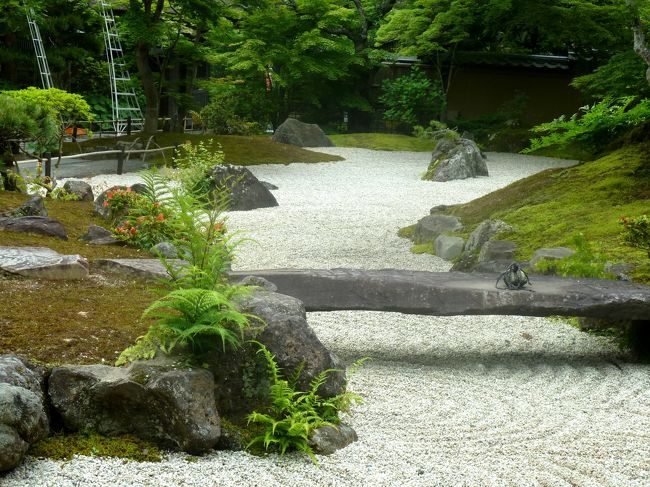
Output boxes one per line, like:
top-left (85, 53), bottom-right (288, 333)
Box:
top-left (26, 8), bottom-right (53, 89)
top-left (100, 1), bottom-right (144, 134)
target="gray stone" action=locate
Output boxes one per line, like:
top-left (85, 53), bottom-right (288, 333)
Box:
top-left (423, 138), bottom-right (489, 182)
top-left (237, 275), bottom-right (278, 292)
top-left (429, 204), bottom-right (453, 214)
top-left (63, 180), bottom-right (94, 202)
top-left (434, 235), bottom-right (465, 261)
top-left (413, 214), bottom-right (463, 244)
top-left (48, 363), bottom-right (220, 454)
top-left (79, 225), bottom-right (120, 245)
top-left (209, 165), bottom-right (278, 211)
top-left (465, 220), bottom-right (514, 253)
top-left (226, 268), bottom-right (650, 321)
top-left (0, 246), bottom-right (88, 280)
top-left (1, 195), bottom-right (47, 217)
top-left (150, 241), bottom-right (178, 258)
top-left (272, 118), bottom-right (334, 147)
top-left (205, 289), bottom-right (346, 416)
top-left (605, 262), bottom-right (635, 281)
top-left (530, 247), bottom-right (576, 268)
top-left (93, 258), bottom-right (183, 279)
top-left (261, 181), bottom-right (278, 190)
top-left (0, 355), bottom-right (50, 472)
top-left (0, 216), bottom-right (67, 239)
top-left (0, 424), bottom-right (28, 472)
top-left (478, 240), bottom-right (517, 263)
top-left (309, 424), bottom-right (358, 455)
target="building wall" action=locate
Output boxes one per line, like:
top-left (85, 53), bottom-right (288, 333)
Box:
top-left (446, 65), bottom-right (584, 125)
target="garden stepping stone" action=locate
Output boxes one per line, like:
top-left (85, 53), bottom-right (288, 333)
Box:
top-left (0, 246), bottom-right (88, 280)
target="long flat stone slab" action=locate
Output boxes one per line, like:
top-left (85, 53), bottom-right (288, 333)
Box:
top-left (95, 260), bottom-right (650, 320)
top-left (0, 247), bottom-right (88, 280)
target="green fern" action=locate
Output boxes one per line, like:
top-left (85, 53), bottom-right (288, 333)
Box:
top-left (246, 342), bottom-right (364, 463)
top-left (140, 288), bottom-right (252, 354)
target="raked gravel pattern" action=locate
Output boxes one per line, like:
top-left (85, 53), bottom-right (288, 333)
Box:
top-left (6, 148), bottom-right (650, 486)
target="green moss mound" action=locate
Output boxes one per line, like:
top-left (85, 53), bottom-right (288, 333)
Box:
top-left (29, 431), bottom-right (162, 462)
top-left (443, 142), bottom-right (650, 283)
top-left (329, 133), bottom-right (437, 152)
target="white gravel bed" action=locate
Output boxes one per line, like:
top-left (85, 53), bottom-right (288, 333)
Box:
top-left (8, 148), bottom-right (650, 486)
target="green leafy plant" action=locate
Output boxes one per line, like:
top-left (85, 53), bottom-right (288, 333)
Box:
top-left (50, 187), bottom-right (81, 201)
top-left (523, 97), bottom-right (650, 154)
top-left (379, 67), bottom-right (446, 131)
top-left (619, 214), bottom-right (650, 258)
top-left (246, 342), bottom-right (364, 463)
top-left (117, 288), bottom-right (252, 365)
top-left (171, 140), bottom-right (224, 198)
top-left (200, 101), bottom-right (260, 136)
top-left (534, 233), bottom-right (611, 278)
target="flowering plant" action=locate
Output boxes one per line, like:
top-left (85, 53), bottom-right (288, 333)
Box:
top-left (103, 187), bottom-right (143, 222)
top-left (619, 214), bottom-right (650, 258)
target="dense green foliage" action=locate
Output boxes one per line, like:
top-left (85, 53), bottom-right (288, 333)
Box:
top-left (247, 343), bottom-right (362, 463)
top-left (379, 67), bottom-right (445, 130)
top-left (534, 233), bottom-right (612, 278)
top-left (524, 97), bottom-right (650, 154)
top-left (620, 214), bottom-right (650, 258)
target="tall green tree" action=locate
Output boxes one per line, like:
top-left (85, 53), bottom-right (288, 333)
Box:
top-left (121, 0), bottom-right (223, 132)
top-left (375, 0), bottom-right (630, 110)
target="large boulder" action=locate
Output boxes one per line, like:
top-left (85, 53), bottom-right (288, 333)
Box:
top-left (209, 165), bottom-right (278, 211)
top-left (0, 246), bottom-right (88, 280)
top-left (63, 180), bottom-right (94, 202)
top-left (413, 214), bottom-right (463, 244)
top-left (48, 362), bottom-right (220, 454)
top-left (272, 118), bottom-right (334, 147)
top-left (0, 216), bottom-right (67, 239)
top-left (473, 240), bottom-right (519, 273)
top-left (0, 355), bottom-right (50, 472)
top-left (207, 289), bottom-right (346, 416)
top-left (423, 137), bottom-right (488, 182)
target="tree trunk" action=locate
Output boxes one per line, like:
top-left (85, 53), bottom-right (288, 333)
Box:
top-left (135, 43), bottom-right (159, 133)
top-left (629, 1), bottom-right (650, 85)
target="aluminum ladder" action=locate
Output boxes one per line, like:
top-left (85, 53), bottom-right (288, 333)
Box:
top-left (26, 8), bottom-right (53, 89)
top-left (99, 1), bottom-right (144, 134)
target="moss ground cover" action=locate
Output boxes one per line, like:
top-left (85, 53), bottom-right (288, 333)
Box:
top-left (62, 133), bottom-right (343, 165)
top-left (329, 133), bottom-right (437, 151)
top-left (438, 143), bottom-right (650, 283)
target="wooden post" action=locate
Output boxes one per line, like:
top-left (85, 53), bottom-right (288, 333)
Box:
top-left (127, 116), bottom-right (132, 136)
top-left (117, 146), bottom-right (125, 175)
top-left (72, 124), bottom-right (78, 142)
top-left (44, 152), bottom-right (51, 179)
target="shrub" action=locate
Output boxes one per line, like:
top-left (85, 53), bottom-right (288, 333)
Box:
top-left (619, 214), bottom-right (650, 258)
top-left (523, 97), bottom-right (650, 154)
top-left (200, 101), bottom-right (260, 135)
top-left (246, 343), bottom-right (363, 463)
top-left (103, 186), bottom-right (180, 250)
top-left (379, 67), bottom-right (445, 131)
top-left (171, 141), bottom-right (224, 198)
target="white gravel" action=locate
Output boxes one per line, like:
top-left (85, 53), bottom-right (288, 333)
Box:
top-left (6, 148), bottom-right (650, 486)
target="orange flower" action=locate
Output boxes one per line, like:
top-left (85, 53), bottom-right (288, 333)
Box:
top-left (156, 213), bottom-right (165, 222)
top-left (103, 201), bottom-right (109, 207)
top-left (130, 227), bottom-right (137, 235)
top-left (214, 222), bottom-right (224, 232)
